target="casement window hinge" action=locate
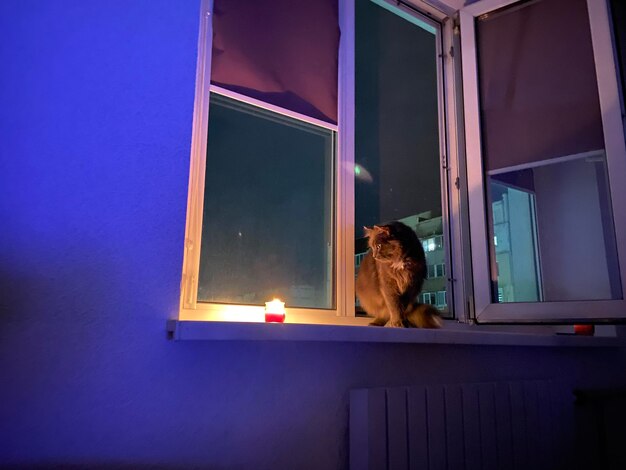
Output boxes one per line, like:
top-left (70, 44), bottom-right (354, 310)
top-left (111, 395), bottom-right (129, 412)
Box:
top-left (441, 154), bottom-right (448, 169)
top-left (439, 47), bottom-right (454, 60)
top-left (454, 176), bottom-right (460, 189)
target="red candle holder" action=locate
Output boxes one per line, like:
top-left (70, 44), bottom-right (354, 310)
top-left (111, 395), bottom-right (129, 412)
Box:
top-left (574, 324), bottom-right (594, 336)
top-left (265, 312), bottom-right (285, 323)
top-left (265, 299), bottom-right (286, 323)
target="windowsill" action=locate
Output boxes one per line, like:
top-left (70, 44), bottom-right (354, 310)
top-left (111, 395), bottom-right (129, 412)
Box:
top-left (167, 320), bottom-right (624, 347)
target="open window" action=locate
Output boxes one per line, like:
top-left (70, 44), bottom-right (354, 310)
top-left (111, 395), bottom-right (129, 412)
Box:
top-left (353, 0), bottom-right (453, 317)
top-left (179, 0), bottom-right (457, 325)
top-left (179, 0), bottom-right (626, 333)
top-left (460, 0), bottom-right (626, 322)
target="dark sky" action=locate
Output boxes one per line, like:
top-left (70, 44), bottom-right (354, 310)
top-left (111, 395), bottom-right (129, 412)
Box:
top-left (355, 0), bottom-right (442, 230)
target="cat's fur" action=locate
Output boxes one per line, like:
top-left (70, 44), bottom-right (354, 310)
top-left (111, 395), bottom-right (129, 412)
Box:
top-left (356, 221), bottom-right (441, 328)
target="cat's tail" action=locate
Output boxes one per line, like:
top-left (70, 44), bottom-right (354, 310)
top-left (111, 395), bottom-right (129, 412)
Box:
top-left (405, 302), bottom-right (442, 328)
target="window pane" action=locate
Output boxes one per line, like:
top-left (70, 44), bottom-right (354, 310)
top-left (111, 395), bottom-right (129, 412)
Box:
top-left (490, 180), bottom-right (541, 302)
top-left (436, 291), bottom-right (446, 308)
top-left (477, 0), bottom-right (621, 302)
top-left (611, 0), bottom-right (626, 114)
top-left (354, 0), bottom-right (448, 313)
top-left (427, 265), bottom-right (435, 279)
top-left (198, 94), bottom-right (334, 308)
top-left (488, 156), bottom-right (621, 302)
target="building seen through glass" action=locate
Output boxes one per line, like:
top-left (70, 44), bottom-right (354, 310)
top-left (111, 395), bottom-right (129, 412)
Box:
top-left (355, 211), bottom-right (448, 311)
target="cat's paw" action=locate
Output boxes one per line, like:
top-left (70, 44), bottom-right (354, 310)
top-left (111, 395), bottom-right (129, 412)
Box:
top-left (369, 319), bottom-right (387, 327)
top-left (385, 319), bottom-right (404, 328)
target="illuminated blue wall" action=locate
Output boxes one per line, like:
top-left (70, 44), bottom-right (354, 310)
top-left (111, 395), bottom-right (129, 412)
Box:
top-left (2, 1), bottom-right (626, 468)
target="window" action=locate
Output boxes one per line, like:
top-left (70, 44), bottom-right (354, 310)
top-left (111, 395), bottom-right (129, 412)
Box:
top-left (436, 291), bottom-right (447, 309)
top-left (354, 0), bottom-right (451, 318)
top-left (421, 290), bottom-right (447, 308)
top-left (197, 94), bottom-right (335, 309)
top-left (422, 236), bottom-right (444, 253)
top-left (436, 264), bottom-right (445, 278)
top-left (461, 0), bottom-right (626, 322)
top-left (355, 252), bottom-right (367, 270)
top-left (426, 264), bottom-right (445, 279)
top-left (180, 0), bottom-right (455, 325)
top-left (181, 0), bottom-right (626, 329)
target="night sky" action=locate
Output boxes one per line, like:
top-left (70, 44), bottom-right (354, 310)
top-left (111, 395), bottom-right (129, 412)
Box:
top-left (355, 0), bottom-right (442, 230)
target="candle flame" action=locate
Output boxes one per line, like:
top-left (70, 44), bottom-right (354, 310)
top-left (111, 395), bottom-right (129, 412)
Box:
top-left (265, 298), bottom-right (285, 314)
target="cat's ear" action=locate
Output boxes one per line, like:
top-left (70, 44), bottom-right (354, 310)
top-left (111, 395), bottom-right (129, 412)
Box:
top-left (374, 224), bottom-right (390, 235)
top-left (363, 226), bottom-right (372, 237)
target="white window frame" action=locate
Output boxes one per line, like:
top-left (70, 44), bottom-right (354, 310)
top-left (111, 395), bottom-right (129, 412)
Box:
top-left (178, 0), bottom-right (463, 326)
top-left (460, 0), bottom-right (626, 323)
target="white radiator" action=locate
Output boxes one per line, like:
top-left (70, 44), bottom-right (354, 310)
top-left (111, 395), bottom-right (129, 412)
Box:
top-left (350, 381), bottom-right (574, 470)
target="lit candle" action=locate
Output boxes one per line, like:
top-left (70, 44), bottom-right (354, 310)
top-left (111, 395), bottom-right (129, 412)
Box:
top-left (265, 298), bottom-right (286, 323)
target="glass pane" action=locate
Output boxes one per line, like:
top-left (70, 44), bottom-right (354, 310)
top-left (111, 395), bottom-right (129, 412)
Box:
top-left (436, 291), bottom-right (446, 309)
top-left (354, 0), bottom-right (448, 313)
top-left (611, 0), bottom-right (626, 110)
top-left (477, 0), bottom-right (622, 303)
top-left (488, 155), bottom-right (621, 302)
top-left (490, 179), bottom-right (541, 303)
top-left (198, 94), bottom-right (334, 309)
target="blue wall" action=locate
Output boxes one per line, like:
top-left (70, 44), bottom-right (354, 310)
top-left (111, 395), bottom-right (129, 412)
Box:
top-left (2, 1), bottom-right (626, 468)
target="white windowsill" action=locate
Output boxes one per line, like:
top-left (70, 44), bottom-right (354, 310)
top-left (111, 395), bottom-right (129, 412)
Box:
top-left (167, 320), bottom-right (624, 347)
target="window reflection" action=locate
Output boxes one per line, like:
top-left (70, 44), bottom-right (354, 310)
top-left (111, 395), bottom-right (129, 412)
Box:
top-left (488, 153), bottom-right (621, 302)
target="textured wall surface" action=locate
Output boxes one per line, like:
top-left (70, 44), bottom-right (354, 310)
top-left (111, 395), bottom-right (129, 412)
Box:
top-left (1, 1), bottom-right (626, 469)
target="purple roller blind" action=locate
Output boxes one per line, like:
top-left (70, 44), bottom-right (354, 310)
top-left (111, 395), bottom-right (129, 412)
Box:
top-left (211, 0), bottom-right (339, 124)
top-left (476, 0), bottom-right (604, 171)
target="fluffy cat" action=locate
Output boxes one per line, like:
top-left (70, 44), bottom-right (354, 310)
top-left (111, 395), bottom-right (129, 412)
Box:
top-left (356, 221), bottom-right (441, 328)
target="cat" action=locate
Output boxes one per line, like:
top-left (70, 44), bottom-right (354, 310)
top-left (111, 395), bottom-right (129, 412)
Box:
top-left (356, 221), bottom-right (441, 328)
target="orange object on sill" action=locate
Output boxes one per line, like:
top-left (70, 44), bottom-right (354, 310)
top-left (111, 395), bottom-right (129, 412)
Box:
top-left (574, 324), bottom-right (595, 336)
